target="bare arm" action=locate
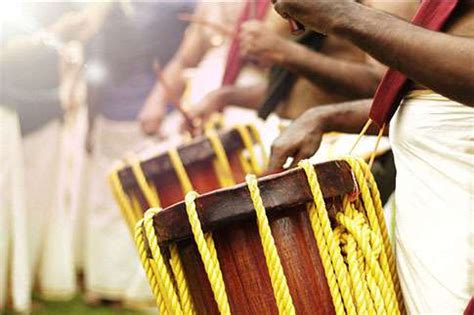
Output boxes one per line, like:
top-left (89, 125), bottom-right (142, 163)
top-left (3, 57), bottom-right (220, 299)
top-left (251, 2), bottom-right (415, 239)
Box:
top-left (277, 40), bottom-right (381, 98)
top-left (269, 98), bottom-right (374, 169)
top-left (273, 1), bottom-right (474, 106)
top-left (240, 20), bottom-right (381, 98)
top-left (188, 84), bottom-right (267, 121)
top-left (138, 3), bottom-right (214, 134)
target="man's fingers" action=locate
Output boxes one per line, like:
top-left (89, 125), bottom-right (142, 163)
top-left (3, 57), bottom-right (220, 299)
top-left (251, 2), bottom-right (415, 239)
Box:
top-left (289, 146), bottom-right (314, 168)
top-left (269, 140), bottom-right (295, 170)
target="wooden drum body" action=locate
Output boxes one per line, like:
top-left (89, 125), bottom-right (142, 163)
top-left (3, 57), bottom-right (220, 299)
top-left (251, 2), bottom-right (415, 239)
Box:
top-left (110, 125), bottom-right (266, 224)
top-left (147, 158), bottom-right (404, 314)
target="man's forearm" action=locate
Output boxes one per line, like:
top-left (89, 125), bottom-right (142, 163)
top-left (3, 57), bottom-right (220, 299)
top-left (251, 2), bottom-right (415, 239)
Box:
top-left (329, 4), bottom-right (474, 105)
top-left (221, 83), bottom-right (267, 110)
top-left (318, 98), bottom-right (382, 135)
top-left (280, 41), bottom-right (380, 98)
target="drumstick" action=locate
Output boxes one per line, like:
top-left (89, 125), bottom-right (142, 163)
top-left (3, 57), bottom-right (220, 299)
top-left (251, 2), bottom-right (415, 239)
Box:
top-left (153, 59), bottom-right (195, 134)
top-left (178, 13), bottom-right (235, 38)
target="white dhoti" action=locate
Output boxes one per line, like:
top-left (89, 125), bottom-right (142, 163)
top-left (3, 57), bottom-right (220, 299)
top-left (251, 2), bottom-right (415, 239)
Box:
top-left (0, 107), bottom-right (31, 313)
top-left (23, 107), bottom-right (87, 300)
top-left (390, 92), bottom-right (473, 314)
top-left (85, 116), bottom-right (153, 304)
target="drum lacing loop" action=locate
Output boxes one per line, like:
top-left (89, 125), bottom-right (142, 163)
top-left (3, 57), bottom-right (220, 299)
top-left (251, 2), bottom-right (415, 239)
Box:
top-left (299, 157), bottom-right (404, 314)
top-left (143, 208), bottom-right (184, 314)
top-left (236, 124), bottom-right (265, 175)
top-left (184, 192), bottom-right (232, 315)
top-left (133, 220), bottom-right (168, 315)
top-left (108, 163), bottom-right (140, 234)
top-left (246, 174), bottom-right (296, 315)
top-left (206, 128), bottom-right (236, 187)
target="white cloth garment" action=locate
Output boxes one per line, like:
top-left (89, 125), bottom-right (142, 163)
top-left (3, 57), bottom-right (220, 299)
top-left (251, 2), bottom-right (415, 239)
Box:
top-left (85, 116), bottom-right (153, 303)
top-left (23, 107), bottom-right (87, 300)
top-left (0, 107), bottom-right (31, 313)
top-left (390, 92), bottom-right (473, 314)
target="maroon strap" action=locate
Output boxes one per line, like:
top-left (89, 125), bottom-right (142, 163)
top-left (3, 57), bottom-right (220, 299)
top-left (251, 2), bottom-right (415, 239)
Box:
top-left (221, 0), bottom-right (270, 86)
top-left (369, 0), bottom-right (459, 126)
top-left (464, 297), bottom-right (474, 315)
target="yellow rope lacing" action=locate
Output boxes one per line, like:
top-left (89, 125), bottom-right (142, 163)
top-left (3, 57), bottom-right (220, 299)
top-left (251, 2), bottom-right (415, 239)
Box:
top-left (129, 155), bottom-right (161, 208)
top-left (246, 174), bottom-right (296, 314)
top-left (247, 124), bottom-right (269, 169)
top-left (108, 164), bottom-right (140, 234)
top-left (134, 219), bottom-right (168, 315)
top-left (184, 192), bottom-right (232, 314)
top-left (235, 124), bottom-right (264, 175)
top-left (130, 151), bottom-right (196, 315)
top-left (353, 158), bottom-right (404, 311)
top-left (143, 208), bottom-right (184, 314)
top-left (299, 157), bottom-right (403, 314)
top-left (169, 147), bottom-right (231, 313)
top-left (110, 124), bottom-right (268, 314)
top-left (206, 128), bottom-right (236, 187)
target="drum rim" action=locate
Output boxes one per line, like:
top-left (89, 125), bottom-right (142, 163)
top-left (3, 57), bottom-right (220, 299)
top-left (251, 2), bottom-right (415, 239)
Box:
top-left (117, 126), bottom-right (251, 190)
top-left (152, 160), bottom-right (355, 245)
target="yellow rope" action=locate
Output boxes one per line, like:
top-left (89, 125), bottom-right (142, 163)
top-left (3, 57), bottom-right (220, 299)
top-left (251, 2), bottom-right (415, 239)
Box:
top-left (134, 220), bottom-right (168, 314)
top-left (206, 128), bottom-right (236, 187)
top-left (356, 159), bottom-right (405, 313)
top-left (184, 192), bottom-right (231, 315)
top-left (128, 152), bottom-right (196, 314)
top-left (169, 244), bottom-right (196, 315)
top-left (169, 147), bottom-right (227, 314)
top-left (168, 148), bottom-right (193, 194)
top-left (344, 157), bottom-right (400, 314)
top-left (236, 124), bottom-right (263, 175)
top-left (129, 156), bottom-right (161, 208)
top-left (298, 158), bottom-right (402, 314)
top-left (299, 160), bottom-right (357, 315)
top-left (143, 208), bottom-right (183, 314)
top-left (247, 124), bottom-right (269, 169)
top-left (246, 174), bottom-right (296, 314)
top-left (108, 165), bottom-right (140, 233)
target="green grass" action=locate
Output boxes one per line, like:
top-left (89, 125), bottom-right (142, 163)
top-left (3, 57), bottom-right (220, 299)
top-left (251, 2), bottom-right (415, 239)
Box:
top-left (3, 295), bottom-right (149, 315)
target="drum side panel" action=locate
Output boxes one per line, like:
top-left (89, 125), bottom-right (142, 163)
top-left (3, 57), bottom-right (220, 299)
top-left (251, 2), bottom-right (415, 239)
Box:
top-left (177, 204), bottom-right (337, 314)
top-left (270, 205), bottom-right (336, 315)
top-left (151, 170), bottom-right (186, 208)
top-left (187, 160), bottom-right (222, 195)
top-left (214, 220), bottom-right (280, 314)
top-left (177, 239), bottom-right (220, 314)
top-left (228, 152), bottom-right (247, 184)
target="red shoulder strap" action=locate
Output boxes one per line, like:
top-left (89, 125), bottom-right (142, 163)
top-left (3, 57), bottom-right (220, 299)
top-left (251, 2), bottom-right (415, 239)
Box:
top-left (221, 0), bottom-right (271, 86)
top-left (369, 0), bottom-right (460, 126)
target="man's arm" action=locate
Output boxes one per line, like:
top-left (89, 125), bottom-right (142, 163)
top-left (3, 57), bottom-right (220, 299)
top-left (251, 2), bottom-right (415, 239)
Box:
top-left (138, 4), bottom-right (214, 134)
top-left (240, 20), bottom-right (382, 98)
top-left (269, 99), bottom-right (375, 169)
top-left (273, 1), bottom-right (474, 106)
top-left (278, 41), bottom-right (381, 98)
top-left (188, 84), bottom-right (267, 122)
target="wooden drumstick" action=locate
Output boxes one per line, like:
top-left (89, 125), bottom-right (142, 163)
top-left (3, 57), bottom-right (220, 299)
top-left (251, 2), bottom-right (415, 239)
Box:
top-left (153, 59), bottom-right (196, 134)
top-left (178, 13), bottom-right (235, 38)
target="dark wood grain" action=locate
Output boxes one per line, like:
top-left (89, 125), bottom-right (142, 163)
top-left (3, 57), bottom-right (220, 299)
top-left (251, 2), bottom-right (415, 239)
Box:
top-left (153, 160), bottom-right (354, 245)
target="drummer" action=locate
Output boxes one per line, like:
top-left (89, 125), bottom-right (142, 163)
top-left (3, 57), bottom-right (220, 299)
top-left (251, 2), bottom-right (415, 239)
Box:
top-left (268, 0), bottom-right (474, 313)
top-left (186, 0), bottom-right (417, 123)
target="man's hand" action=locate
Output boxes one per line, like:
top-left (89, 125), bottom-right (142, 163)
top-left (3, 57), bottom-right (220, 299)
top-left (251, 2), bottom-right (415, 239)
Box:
top-left (239, 20), bottom-right (287, 67)
top-left (272, 0), bottom-right (356, 35)
top-left (188, 88), bottom-right (228, 123)
top-left (138, 92), bottom-right (167, 135)
top-left (269, 106), bottom-right (329, 170)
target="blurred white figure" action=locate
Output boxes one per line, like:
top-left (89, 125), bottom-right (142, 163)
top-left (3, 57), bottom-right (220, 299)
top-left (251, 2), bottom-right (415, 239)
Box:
top-left (0, 107), bottom-right (31, 313)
